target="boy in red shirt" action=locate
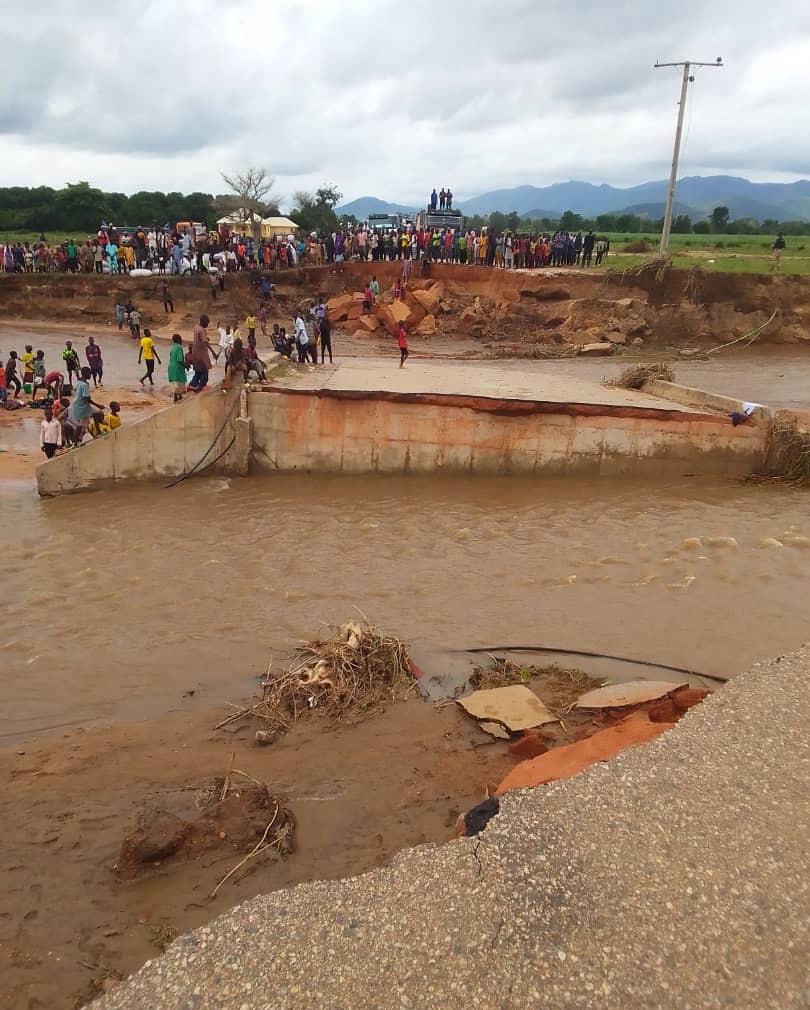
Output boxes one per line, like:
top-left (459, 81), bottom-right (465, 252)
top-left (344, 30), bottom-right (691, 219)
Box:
top-left (397, 322), bottom-right (409, 368)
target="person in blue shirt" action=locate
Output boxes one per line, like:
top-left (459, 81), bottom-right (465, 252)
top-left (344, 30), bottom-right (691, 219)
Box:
top-left (67, 367), bottom-right (104, 439)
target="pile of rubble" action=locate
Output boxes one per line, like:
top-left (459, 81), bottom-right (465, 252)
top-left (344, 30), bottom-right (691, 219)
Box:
top-left (324, 280), bottom-right (656, 356)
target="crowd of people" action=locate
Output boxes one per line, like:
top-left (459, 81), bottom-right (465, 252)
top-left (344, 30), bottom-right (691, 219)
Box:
top-left (0, 225), bottom-right (304, 277)
top-left (342, 228), bottom-right (610, 267)
top-left (0, 220), bottom-right (611, 276)
top-left (1, 337), bottom-right (122, 455)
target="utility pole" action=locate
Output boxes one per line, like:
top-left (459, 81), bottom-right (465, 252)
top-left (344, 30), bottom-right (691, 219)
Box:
top-left (655, 58), bottom-right (723, 256)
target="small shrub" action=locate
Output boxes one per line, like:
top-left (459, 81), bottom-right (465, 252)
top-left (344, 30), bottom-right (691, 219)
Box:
top-left (623, 239), bottom-right (652, 254)
top-left (714, 241), bottom-right (725, 249)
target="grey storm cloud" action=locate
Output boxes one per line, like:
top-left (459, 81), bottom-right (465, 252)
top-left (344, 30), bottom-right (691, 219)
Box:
top-left (1, 0), bottom-right (809, 202)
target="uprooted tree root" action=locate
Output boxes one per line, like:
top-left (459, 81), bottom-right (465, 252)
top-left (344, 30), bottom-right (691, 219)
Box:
top-left (758, 412), bottom-right (810, 484)
top-left (615, 255), bottom-right (672, 286)
top-left (219, 621), bottom-right (416, 735)
top-left (608, 362), bottom-right (676, 390)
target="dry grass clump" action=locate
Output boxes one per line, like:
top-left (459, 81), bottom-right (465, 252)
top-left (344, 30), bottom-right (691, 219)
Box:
top-left (532, 342), bottom-right (579, 359)
top-left (610, 362), bottom-right (676, 389)
top-left (490, 342), bottom-right (578, 360)
top-left (762, 412), bottom-right (810, 483)
top-left (218, 622), bottom-right (415, 735)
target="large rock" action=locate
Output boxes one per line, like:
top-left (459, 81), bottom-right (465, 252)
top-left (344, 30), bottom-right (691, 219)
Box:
top-left (355, 314), bottom-right (380, 333)
top-left (402, 291), bottom-right (426, 323)
top-left (414, 314), bottom-right (437, 336)
top-left (411, 288), bottom-right (441, 315)
top-left (326, 293), bottom-right (354, 324)
top-left (605, 331), bottom-right (627, 345)
top-left (579, 342), bottom-right (615, 357)
top-left (377, 299), bottom-right (416, 335)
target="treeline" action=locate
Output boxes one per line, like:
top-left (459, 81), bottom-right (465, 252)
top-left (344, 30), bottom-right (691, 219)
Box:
top-left (465, 206), bottom-right (810, 236)
top-left (0, 182), bottom-right (217, 233)
top-left (3, 183), bottom-right (809, 238)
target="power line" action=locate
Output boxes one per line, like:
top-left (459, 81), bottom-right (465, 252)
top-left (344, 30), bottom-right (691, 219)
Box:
top-left (655, 58), bottom-right (723, 255)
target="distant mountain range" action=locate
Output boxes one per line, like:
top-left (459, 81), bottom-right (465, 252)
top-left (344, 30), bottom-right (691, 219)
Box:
top-left (337, 196), bottom-right (418, 218)
top-left (337, 176), bottom-right (810, 223)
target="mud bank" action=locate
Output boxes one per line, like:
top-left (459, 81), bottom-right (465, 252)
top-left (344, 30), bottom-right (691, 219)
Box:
top-left (3, 265), bottom-right (810, 351)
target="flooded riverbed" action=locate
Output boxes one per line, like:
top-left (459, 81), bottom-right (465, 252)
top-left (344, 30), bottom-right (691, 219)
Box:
top-left (3, 472), bottom-right (810, 741)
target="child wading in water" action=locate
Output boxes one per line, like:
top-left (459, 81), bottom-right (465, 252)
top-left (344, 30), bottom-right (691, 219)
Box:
top-left (397, 322), bottom-right (409, 367)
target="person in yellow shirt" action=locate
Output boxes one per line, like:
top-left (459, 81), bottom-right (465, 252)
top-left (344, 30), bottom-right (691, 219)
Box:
top-left (245, 313), bottom-right (257, 340)
top-left (137, 328), bottom-right (162, 387)
top-left (106, 400), bottom-right (122, 430)
top-left (21, 344), bottom-right (35, 386)
top-left (88, 410), bottom-right (111, 438)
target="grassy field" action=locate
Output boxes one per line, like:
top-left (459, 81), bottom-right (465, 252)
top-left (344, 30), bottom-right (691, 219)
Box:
top-left (3, 230), bottom-right (80, 246)
top-left (604, 232), bottom-right (810, 275)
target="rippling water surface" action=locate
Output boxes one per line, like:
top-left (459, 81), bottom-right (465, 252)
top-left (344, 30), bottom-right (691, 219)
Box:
top-left (2, 473), bottom-right (810, 740)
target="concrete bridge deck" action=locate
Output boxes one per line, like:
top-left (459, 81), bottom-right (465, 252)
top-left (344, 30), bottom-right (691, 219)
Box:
top-left (272, 358), bottom-right (704, 415)
top-left (36, 360), bottom-right (768, 495)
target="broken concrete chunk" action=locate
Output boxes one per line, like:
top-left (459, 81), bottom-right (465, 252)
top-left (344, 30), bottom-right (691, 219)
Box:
top-left (575, 679), bottom-right (688, 709)
top-left (457, 685), bottom-right (556, 731)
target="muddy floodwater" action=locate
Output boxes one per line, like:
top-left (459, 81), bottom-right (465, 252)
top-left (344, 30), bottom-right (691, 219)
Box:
top-left (3, 472), bottom-right (810, 742)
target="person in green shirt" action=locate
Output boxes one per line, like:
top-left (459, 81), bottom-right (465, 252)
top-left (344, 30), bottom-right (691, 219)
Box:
top-left (167, 333), bottom-right (187, 402)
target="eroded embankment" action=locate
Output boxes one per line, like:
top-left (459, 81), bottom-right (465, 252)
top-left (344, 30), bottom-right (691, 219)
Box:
top-left (2, 265), bottom-right (810, 351)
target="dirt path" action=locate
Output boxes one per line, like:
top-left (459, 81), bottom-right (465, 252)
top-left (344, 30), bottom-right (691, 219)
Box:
top-left (0, 696), bottom-right (517, 1010)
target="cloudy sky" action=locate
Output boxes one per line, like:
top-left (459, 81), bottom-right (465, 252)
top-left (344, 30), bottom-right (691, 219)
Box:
top-left (2, 0), bottom-right (808, 206)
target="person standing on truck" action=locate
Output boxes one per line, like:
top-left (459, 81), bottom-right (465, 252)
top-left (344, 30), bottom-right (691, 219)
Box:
top-left (430, 188), bottom-right (437, 210)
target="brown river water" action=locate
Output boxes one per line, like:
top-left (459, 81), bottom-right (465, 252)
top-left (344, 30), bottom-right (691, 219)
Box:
top-left (3, 471), bottom-right (810, 742)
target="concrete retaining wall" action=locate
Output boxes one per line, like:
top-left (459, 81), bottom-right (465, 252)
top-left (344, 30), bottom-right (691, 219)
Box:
top-left (36, 387), bottom-right (245, 496)
top-left (249, 389), bottom-right (767, 477)
top-left (643, 378), bottom-right (772, 421)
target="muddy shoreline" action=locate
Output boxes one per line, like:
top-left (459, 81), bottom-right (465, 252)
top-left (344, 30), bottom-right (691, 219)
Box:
top-left (1, 691), bottom-right (522, 1010)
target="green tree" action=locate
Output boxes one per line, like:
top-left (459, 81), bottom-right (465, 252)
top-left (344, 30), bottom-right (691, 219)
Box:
top-left (615, 213), bottom-right (642, 233)
top-left (55, 182), bottom-right (110, 233)
top-left (290, 185), bottom-right (343, 234)
top-left (596, 213), bottom-right (618, 232)
top-left (710, 206), bottom-right (730, 232)
top-left (559, 209), bottom-right (583, 232)
top-left (487, 211), bottom-right (507, 232)
top-left (183, 191), bottom-right (216, 224)
top-left (693, 219), bottom-right (711, 234)
top-left (672, 214), bottom-right (692, 233)
top-left (506, 210), bottom-right (521, 231)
